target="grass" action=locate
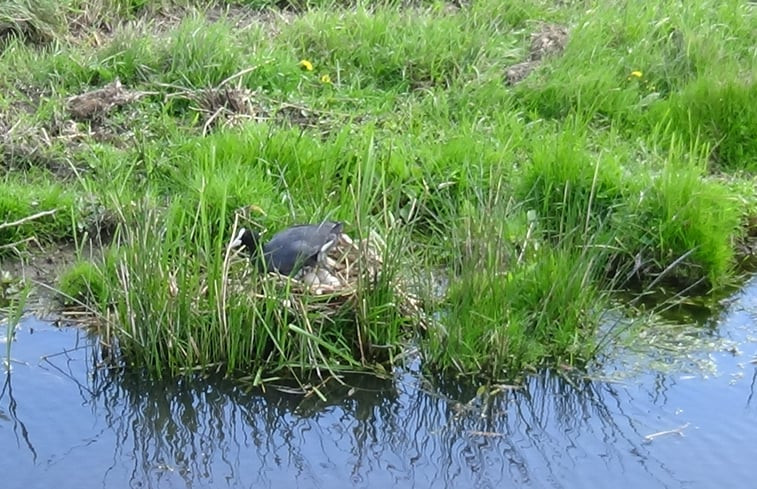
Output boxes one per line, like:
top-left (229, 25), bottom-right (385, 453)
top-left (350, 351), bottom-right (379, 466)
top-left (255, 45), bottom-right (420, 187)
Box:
top-left (0, 0), bottom-right (755, 383)
top-left (650, 78), bottom-right (757, 171)
top-left (0, 0), bottom-right (65, 44)
top-left (0, 175), bottom-right (78, 253)
top-left (2, 282), bottom-right (31, 372)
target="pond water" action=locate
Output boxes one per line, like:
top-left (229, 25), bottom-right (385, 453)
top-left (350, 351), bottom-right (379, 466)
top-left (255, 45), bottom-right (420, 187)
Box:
top-left (2, 276), bottom-right (756, 489)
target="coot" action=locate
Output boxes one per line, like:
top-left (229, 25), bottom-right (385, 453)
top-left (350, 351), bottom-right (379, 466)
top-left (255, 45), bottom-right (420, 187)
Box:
top-left (229, 221), bottom-right (343, 276)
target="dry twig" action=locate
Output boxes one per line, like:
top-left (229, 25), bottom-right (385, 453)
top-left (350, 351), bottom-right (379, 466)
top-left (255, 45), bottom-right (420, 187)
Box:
top-left (644, 422), bottom-right (691, 441)
top-left (0, 208), bottom-right (57, 230)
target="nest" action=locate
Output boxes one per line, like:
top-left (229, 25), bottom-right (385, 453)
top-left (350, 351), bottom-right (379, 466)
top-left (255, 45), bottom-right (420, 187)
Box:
top-left (225, 228), bottom-right (424, 324)
top-left (227, 230), bottom-right (383, 296)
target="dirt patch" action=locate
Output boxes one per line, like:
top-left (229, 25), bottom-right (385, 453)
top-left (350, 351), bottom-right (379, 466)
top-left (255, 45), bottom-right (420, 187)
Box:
top-left (0, 242), bottom-right (80, 312)
top-left (0, 215), bottom-right (114, 317)
top-left (528, 23), bottom-right (569, 61)
top-left (1, 139), bottom-right (73, 178)
top-left (504, 61), bottom-right (540, 86)
top-left (1, 80), bottom-right (150, 177)
top-left (505, 23), bottom-right (569, 85)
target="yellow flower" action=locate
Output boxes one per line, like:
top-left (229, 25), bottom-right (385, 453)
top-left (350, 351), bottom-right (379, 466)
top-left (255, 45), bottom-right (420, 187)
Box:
top-left (630, 70), bottom-right (643, 78)
top-left (320, 74), bottom-right (332, 84)
top-left (298, 59), bottom-right (314, 71)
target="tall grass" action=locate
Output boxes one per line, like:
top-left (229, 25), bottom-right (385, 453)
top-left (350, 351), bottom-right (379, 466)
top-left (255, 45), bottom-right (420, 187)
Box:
top-left (513, 127), bottom-right (742, 288)
top-left (647, 78), bottom-right (757, 172)
top-left (0, 0), bottom-right (65, 44)
top-left (621, 138), bottom-right (742, 287)
top-left (2, 273), bottom-right (32, 371)
top-left (421, 167), bottom-right (616, 379)
top-left (86, 133), bottom-right (411, 381)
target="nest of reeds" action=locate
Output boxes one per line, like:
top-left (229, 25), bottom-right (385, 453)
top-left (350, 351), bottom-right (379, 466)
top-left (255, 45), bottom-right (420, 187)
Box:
top-left (225, 225), bottom-right (423, 323)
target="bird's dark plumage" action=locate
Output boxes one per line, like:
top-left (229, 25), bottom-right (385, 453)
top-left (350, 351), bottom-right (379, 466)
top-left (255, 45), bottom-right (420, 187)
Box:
top-left (230, 221), bottom-right (343, 276)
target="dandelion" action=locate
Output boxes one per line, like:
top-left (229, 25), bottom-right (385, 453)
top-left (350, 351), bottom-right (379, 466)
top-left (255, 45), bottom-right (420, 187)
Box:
top-left (298, 59), bottom-right (314, 71)
top-left (320, 74), bottom-right (332, 85)
top-left (630, 70), bottom-right (643, 78)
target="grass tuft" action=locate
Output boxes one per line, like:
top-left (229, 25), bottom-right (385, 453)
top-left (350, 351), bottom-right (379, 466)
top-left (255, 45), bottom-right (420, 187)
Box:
top-left (649, 78), bottom-right (757, 172)
top-left (0, 0), bottom-right (65, 44)
top-left (622, 141), bottom-right (742, 287)
top-left (58, 259), bottom-right (108, 305)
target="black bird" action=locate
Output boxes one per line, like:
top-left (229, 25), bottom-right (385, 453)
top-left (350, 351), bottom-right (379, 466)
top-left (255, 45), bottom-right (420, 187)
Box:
top-left (229, 221), bottom-right (343, 276)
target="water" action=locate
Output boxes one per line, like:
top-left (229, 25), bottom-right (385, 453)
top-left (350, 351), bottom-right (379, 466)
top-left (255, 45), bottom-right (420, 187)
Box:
top-left (1, 277), bottom-right (756, 489)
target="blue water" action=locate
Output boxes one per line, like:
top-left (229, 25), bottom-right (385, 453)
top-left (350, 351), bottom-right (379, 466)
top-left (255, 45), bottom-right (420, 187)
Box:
top-left (1, 276), bottom-right (756, 489)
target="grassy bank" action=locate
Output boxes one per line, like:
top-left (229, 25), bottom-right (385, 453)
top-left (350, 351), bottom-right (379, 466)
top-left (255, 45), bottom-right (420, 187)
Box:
top-left (1, 0), bottom-right (755, 382)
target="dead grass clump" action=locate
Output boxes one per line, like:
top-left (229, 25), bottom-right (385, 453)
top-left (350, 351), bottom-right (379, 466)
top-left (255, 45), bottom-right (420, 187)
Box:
top-left (274, 103), bottom-right (333, 130)
top-left (165, 84), bottom-right (346, 136)
top-left (191, 87), bottom-right (263, 135)
top-left (505, 23), bottom-right (569, 85)
top-left (67, 78), bottom-right (147, 120)
top-left (1, 136), bottom-right (68, 176)
top-left (528, 23), bottom-right (568, 61)
top-left (0, 119), bottom-right (76, 177)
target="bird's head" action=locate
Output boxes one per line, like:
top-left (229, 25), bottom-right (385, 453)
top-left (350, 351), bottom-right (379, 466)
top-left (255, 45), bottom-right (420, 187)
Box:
top-left (229, 227), bottom-right (261, 257)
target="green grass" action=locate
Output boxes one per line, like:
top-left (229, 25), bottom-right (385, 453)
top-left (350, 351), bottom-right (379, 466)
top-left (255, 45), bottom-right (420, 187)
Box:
top-left (0, 0), bottom-right (755, 382)
top-left (428, 245), bottom-right (610, 380)
top-left (94, 166), bottom-right (409, 379)
top-left (421, 171), bottom-right (616, 380)
top-left (57, 259), bottom-right (108, 305)
top-left (0, 0), bottom-right (65, 44)
top-left (0, 176), bottom-right (78, 252)
top-left (622, 140), bottom-right (742, 287)
top-left (649, 78), bottom-right (757, 171)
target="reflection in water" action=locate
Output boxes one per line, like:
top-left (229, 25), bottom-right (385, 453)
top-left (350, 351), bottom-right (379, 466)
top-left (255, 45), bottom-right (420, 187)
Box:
top-left (46, 361), bottom-right (690, 489)
top-left (92, 370), bottom-right (402, 488)
top-left (0, 275), bottom-right (755, 488)
top-left (1, 373), bottom-right (38, 462)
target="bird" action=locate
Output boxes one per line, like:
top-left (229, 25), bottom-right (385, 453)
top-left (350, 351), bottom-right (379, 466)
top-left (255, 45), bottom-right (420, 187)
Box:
top-left (229, 221), bottom-right (343, 277)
